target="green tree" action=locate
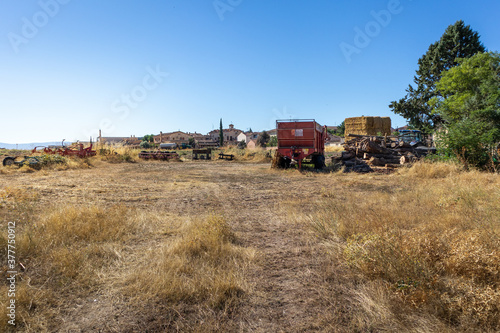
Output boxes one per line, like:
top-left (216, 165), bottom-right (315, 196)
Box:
top-left (257, 130), bottom-right (270, 147)
top-left (431, 52), bottom-right (500, 169)
top-left (188, 137), bottom-right (196, 147)
top-left (266, 135), bottom-right (278, 147)
top-left (327, 121), bottom-right (345, 137)
top-left (219, 118), bottom-right (224, 147)
top-left (237, 140), bottom-right (247, 149)
top-left (142, 134), bottom-right (155, 143)
top-left (337, 121), bottom-right (345, 137)
top-left (390, 20), bottom-right (485, 133)
top-left (139, 141), bottom-right (151, 149)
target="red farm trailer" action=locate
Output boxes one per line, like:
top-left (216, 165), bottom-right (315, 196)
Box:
top-left (274, 119), bottom-right (327, 169)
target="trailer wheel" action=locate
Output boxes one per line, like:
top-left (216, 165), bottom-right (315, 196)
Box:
top-left (272, 151), bottom-right (286, 169)
top-left (283, 157), bottom-right (292, 168)
top-left (2, 157), bottom-right (15, 167)
top-left (312, 155), bottom-right (325, 169)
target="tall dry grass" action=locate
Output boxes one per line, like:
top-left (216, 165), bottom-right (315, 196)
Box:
top-left (325, 145), bottom-right (344, 153)
top-left (214, 147), bottom-right (273, 163)
top-left (97, 144), bottom-right (140, 163)
top-left (0, 185), bottom-right (252, 331)
top-left (303, 162), bottom-right (500, 331)
top-left (0, 203), bottom-right (143, 332)
top-left (125, 215), bottom-right (254, 312)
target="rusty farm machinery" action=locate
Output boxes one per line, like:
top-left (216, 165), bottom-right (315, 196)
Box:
top-left (2, 140), bottom-right (96, 167)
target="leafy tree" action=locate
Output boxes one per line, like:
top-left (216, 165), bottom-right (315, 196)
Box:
top-left (142, 134), bottom-right (155, 143)
top-left (139, 141), bottom-right (151, 149)
top-left (188, 137), bottom-right (196, 147)
top-left (336, 121), bottom-right (345, 137)
top-left (431, 52), bottom-right (500, 169)
top-left (390, 20), bottom-right (485, 133)
top-left (219, 118), bottom-right (224, 147)
top-left (237, 140), bottom-right (247, 149)
top-left (266, 135), bottom-right (278, 147)
top-left (257, 130), bottom-right (270, 147)
top-left (327, 121), bottom-right (345, 137)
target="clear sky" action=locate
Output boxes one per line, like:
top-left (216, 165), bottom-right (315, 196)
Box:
top-left (1, 0), bottom-right (499, 143)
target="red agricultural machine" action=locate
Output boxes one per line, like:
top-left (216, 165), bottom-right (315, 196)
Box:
top-left (31, 140), bottom-right (96, 158)
top-left (2, 140), bottom-right (96, 167)
top-left (273, 119), bottom-right (327, 169)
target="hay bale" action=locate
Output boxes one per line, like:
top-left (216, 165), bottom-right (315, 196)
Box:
top-left (345, 116), bottom-right (392, 138)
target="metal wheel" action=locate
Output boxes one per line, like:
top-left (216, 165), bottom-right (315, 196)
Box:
top-left (2, 157), bottom-right (15, 166)
top-left (312, 155), bottom-right (325, 169)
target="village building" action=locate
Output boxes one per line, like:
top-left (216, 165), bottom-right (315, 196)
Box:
top-left (243, 132), bottom-right (260, 143)
top-left (153, 131), bottom-right (190, 145)
top-left (326, 134), bottom-right (344, 146)
top-left (208, 124), bottom-right (243, 145)
top-left (236, 132), bottom-right (247, 143)
top-left (99, 135), bottom-right (140, 145)
top-left (247, 139), bottom-right (258, 149)
top-left (190, 132), bottom-right (218, 148)
top-left (267, 129), bottom-right (277, 137)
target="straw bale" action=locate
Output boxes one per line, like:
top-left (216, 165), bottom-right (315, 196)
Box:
top-left (345, 116), bottom-right (392, 137)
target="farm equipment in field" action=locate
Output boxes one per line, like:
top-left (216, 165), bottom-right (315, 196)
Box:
top-left (273, 119), bottom-right (327, 169)
top-left (397, 129), bottom-right (425, 146)
top-left (2, 140), bottom-right (96, 168)
top-left (159, 142), bottom-right (178, 150)
top-left (31, 140), bottom-right (96, 158)
top-left (138, 150), bottom-right (180, 160)
top-left (2, 155), bottom-right (40, 167)
top-left (218, 153), bottom-right (234, 160)
top-left (192, 149), bottom-right (212, 160)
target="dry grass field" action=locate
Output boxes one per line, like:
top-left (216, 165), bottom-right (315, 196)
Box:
top-left (0, 155), bottom-right (498, 332)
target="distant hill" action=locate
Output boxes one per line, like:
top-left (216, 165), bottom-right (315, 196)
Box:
top-left (0, 142), bottom-right (63, 150)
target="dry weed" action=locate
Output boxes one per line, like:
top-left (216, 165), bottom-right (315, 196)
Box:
top-left (0, 204), bottom-right (144, 332)
top-left (301, 162), bottom-right (500, 331)
top-left (215, 147), bottom-right (272, 163)
top-left (125, 215), bottom-right (253, 315)
top-left (97, 144), bottom-right (140, 163)
top-left (325, 145), bottom-right (344, 153)
top-left (397, 160), bottom-right (463, 178)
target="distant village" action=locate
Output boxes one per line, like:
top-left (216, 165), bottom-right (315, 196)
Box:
top-left (98, 123), bottom-right (351, 149)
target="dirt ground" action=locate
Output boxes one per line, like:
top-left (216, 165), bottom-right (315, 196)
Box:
top-left (1, 161), bottom-right (349, 332)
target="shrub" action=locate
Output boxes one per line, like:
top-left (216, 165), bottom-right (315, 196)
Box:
top-left (237, 140), bottom-right (247, 149)
top-left (140, 141), bottom-right (151, 149)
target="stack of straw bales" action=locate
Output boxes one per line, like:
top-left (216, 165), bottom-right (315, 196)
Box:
top-left (344, 116), bottom-right (392, 138)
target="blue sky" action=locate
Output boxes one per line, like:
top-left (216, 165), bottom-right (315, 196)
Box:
top-left (1, 0), bottom-right (499, 143)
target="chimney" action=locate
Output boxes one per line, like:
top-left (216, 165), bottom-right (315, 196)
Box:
top-left (160, 131), bottom-right (163, 143)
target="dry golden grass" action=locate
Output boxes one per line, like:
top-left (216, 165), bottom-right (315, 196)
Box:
top-left (299, 162), bottom-right (500, 331)
top-left (397, 160), bottom-right (464, 178)
top-left (214, 147), bottom-right (273, 163)
top-left (125, 215), bottom-right (254, 312)
top-left (1, 160), bottom-right (498, 332)
top-left (0, 203), bottom-right (144, 332)
top-left (97, 144), bottom-right (140, 163)
top-left (324, 145), bottom-right (344, 153)
top-left (0, 179), bottom-right (253, 332)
